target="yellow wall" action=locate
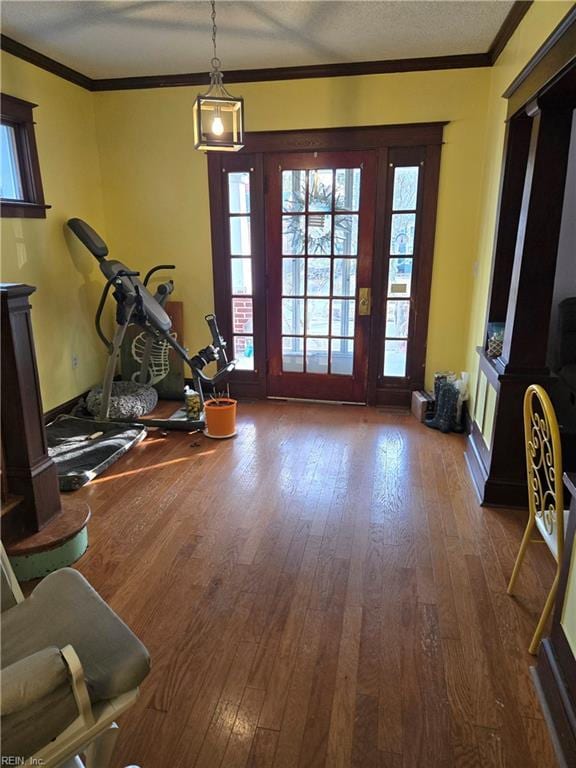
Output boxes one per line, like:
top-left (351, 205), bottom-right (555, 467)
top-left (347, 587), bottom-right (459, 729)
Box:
top-left (0, 52), bottom-right (108, 411)
top-left (94, 69), bottom-right (491, 388)
top-left (0, 0), bottom-right (572, 411)
top-left (465, 0), bottom-right (574, 417)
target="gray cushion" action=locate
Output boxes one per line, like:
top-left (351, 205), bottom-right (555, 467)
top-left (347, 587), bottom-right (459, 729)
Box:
top-left (2, 681), bottom-right (78, 758)
top-left (1, 568), bottom-right (150, 703)
top-left (2, 647), bottom-right (68, 715)
top-left (1, 647), bottom-right (78, 759)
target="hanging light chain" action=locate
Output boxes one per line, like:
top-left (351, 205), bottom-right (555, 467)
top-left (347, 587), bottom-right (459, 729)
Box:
top-left (211, 0), bottom-right (220, 68)
top-left (194, 0), bottom-right (244, 150)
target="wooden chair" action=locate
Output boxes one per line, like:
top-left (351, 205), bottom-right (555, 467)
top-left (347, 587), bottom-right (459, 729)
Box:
top-left (507, 384), bottom-right (566, 655)
top-left (1, 544), bottom-right (148, 767)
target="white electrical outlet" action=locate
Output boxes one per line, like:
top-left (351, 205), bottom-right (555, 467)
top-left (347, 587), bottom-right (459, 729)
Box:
top-left (71, 353), bottom-right (79, 369)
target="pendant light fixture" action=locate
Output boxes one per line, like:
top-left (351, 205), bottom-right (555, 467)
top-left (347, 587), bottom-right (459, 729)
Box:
top-left (193, 0), bottom-right (244, 152)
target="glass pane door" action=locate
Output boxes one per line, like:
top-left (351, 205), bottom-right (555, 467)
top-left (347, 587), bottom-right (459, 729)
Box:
top-left (227, 171), bottom-right (255, 371)
top-left (382, 163), bottom-right (421, 379)
top-left (266, 152), bottom-right (377, 402)
top-left (281, 167), bottom-right (359, 377)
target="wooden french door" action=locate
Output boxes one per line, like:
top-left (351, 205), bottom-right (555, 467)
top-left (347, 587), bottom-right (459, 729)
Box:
top-left (265, 151), bottom-right (377, 402)
top-left (208, 124), bottom-right (443, 406)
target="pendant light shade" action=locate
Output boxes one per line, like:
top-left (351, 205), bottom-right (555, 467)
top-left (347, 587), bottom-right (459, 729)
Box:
top-left (193, 64), bottom-right (244, 152)
top-left (194, 1), bottom-right (244, 152)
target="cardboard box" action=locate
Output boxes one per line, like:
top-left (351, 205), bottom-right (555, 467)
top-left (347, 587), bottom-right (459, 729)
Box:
top-left (411, 390), bottom-right (434, 423)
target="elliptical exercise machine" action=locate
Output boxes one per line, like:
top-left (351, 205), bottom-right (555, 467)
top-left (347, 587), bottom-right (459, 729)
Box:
top-left (68, 218), bottom-right (235, 431)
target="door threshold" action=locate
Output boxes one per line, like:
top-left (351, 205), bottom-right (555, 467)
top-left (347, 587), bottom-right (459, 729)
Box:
top-left (267, 396), bottom-right (366, 406)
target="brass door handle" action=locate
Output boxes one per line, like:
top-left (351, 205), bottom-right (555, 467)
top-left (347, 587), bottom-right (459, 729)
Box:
top-left (358, 287), bottom-right (371, 316)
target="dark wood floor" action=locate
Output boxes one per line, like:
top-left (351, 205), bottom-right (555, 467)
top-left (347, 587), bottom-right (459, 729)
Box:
top-left (73, 401), bottom-right (557, 767)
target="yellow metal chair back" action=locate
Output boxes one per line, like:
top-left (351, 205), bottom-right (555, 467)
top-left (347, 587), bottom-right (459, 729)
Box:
top-left (508, 385), bottom-right (565, 654)
top-left (524, 384), bottom-right (565, 562)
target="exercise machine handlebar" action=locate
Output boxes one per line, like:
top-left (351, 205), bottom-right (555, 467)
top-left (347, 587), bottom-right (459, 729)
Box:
top-left (195, 361), bottom-right (237, 385)
top-left (95, 270), bottom-right (140, 351)
top-left (205, 313), bottom-right (230, 363)
top-left (143, 264), bottom-right (176, 286)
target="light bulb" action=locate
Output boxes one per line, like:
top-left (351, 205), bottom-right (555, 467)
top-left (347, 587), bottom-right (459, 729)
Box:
top-left (211, 115), bottom-right (224, 136)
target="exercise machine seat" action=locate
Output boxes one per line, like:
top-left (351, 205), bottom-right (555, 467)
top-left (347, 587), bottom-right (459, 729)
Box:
top-left (68, 217), bottom-right (109, 259)
top-left (68, 217), bottom-right (172, 335)
top-left (101, 258), bottom-right (172, 335)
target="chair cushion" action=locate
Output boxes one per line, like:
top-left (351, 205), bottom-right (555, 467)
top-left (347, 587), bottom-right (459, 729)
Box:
top-left (2, 680), bottom-right (78, 758)
top-left (1, 568), bottom-right (150, 703)
top-left (2, 647), bottom-right (68, 716)
top-left (1, 647), bottom-right (78, 759)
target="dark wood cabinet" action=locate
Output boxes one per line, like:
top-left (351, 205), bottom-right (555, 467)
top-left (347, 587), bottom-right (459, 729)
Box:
top-left (1, 283), bottom-right (62, 534)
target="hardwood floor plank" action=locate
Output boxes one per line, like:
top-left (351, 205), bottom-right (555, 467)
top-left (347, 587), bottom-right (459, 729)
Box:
top-left (357, 607), bottom-right (382, 698)
top-left (416, 565), bottom-right (436, 605)
top-left (402, 602), bottom-right (454, 768)
top-left (427, 523), bottom-right (461, 641)
top-left (257, 540), bottom-right (321, 729)
top-left (297, 607), bottom-right (346, 768)
top-left (378, 600), bottom-right (403, 755)
top-left (379, 752), bottom-right (402, 768)
top-left (272, 609), bottom-right (324, 768)
top-left (441, 637), bottom-right (482, 768)
top-left (219, 687), bottom-right (267, 768)
top-left (247, 728), bottom-right (280, 768)
top-left (195, 698), bottom-right (242, 768)
top-left (112, 700), bottom-right (166, 764)
top-left (170, 641), bottom-right (258, 766)
top-left (465, 555), bottom-right (538, 767)
top-left (351, 693), bottom-right (381, 768)
top-left (489, 591), bottom-right (543, 718)
top-left (65, 402), bottom-right (555, 768)
top-left (474, 726), bottom-right (505, 768)
top-left (326, 605), bottom-right (363, 768)
top-left (146, 558), bottom-right (251, 714)
top-left (445, 544), bottom-right (501, 730)
top-left (522, 716), bottom-right (559, 767)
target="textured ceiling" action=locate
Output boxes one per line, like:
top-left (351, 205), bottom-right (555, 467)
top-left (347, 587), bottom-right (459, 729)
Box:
top-left (1, 1), bottom-right (514, 79)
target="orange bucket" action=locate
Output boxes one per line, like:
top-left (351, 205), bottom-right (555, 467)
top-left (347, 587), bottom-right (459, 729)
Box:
top-left (204, 397), bottom-right (237, 439)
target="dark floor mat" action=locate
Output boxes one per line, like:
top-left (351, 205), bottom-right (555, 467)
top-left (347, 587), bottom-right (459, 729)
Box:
top-left (46, 415), bottom-right (147, 491)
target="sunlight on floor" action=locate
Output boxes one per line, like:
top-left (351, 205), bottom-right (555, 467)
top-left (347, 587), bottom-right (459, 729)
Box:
top-left (90, 451), bottom-right (217, 483)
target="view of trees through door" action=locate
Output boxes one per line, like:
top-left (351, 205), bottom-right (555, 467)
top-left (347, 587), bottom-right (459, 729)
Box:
top-left (281, 166), bottom-right (359, 377)
top-left (265, 151), bottom-right (377, 402)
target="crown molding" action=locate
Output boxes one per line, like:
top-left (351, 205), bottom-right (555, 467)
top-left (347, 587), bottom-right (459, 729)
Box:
top-left (503, 4), bottom-right (576, 116)
top-left (90, 53), bottom-right (491, 92)
top-left (0, 34), bottom-right (92, 90)
top-left (0, 3), bottom-right (533, 93)
top-left (488, 1), bottom-right (533, 65)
